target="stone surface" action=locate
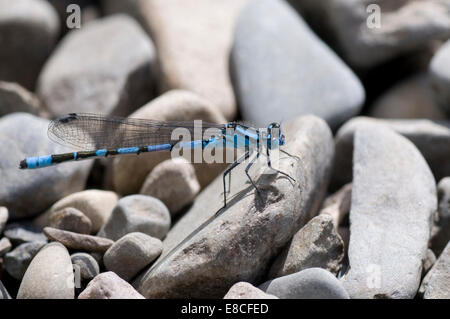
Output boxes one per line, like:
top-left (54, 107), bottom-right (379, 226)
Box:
top-left (430, 177), bottom-right (450, 255)
top-left (0, 113), bottom-right (91, 219)
top-left (48, 207), bottom-right (92, 234)
top-left (37, 14), bottom-right (156, 116)
top-left (98, 195), bottom-right (171, 241)
top-left (0, 0), bottom-right (60, 89)
top-left (0, 81), bottom-right (43, 117)
top-left (135, 0), bottom-right (249, 120)
top-left (341, 126), bottom-right (437, 299)
top-left (111, 90), bottom-right (227, 195)
top-left (294, 0), bottom-right (450, 68)
top-left (0, 280), bottom-right (11, 299)
top-left (368, 74), bottom-right (445, 120)
top-left (0, 237), bottom-right (11, 257)
top-left (430, 38), bottom-right (450, 115)
top-left (4, 242), bottom-right (45, 280)
top-left (319, 183), bottom-right (352, 228)
top-left (422, 249), bottom-right (437, 277)
top-left (4, 222), bottom-right (47, 245)
top-left (231, 0), bottom-right (364, 130)
top-left (44, 227), bottom-right (114, 253)
top-left (35, 190), bottom-right (119, 233)
top-left (223, 282), bottom-right (278, 299)
top-left (78, 271), bottom-right (145, 299)
top-left (104, 232), bottom-right (162, 281)
top-left (268, 214), bottom-right (344, 279)
top-left (260, 268), bottom-right (349, 299)
top-left (0, 206), bottom-right (7, 234)
top-left (17, 242), bottom-right (74, 299)
top-left (419, 242), bottom-right (450, 299)
top-left (134, 115), bottom-right (334, 298)
top-left (71, 253), bottom-right (100, 281)
top-left (332, 117), bottom-right (450, 189)
top-left (140, 158), bottom-right (200, 216)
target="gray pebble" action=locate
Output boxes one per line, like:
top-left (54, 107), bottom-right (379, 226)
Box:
top-left (71, 253), bottom-right (100, 281)
top-left (224, 282), bottom-right (278, 299)
top-left (0, 206), bottom-right (7, 234)
top-left (44, 227), bottom-right (114, 253)
top-left (259, 268), bottom-right (349, 299)
top-left (48, 207), bottom-right (92, 235)
top-left (4, 242), bottom-right (46, 280)
top-left (0, 237), bottom-right (12, 257)
top-left (104, 232), bottom-right (162, 281)
top-left (98, 195), bottom-right (171, 241)
top-left (4, 222), bottom-right (47, 245)
top-left (419, 241), bottom-right (450, 299)
top-left (0, 81), bottom-right (43, 117)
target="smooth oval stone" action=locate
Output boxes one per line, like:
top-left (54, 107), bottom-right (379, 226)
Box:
top-left (0, 81), bottom-right (43, 117)
top-left (224, 282), bottom-right (278, 299)
top-left (37, 14), bottom-right (156, 116)
top-left (71, 253), bottom-right (100, 281)
top-left (268, 214), bottom-right (344, 279)
top-left (104, 232), bottom-right (162, 281)
top-left (78, 271), bottom-right (145, 299)
top-left (48, 207), bottom-right (92, 234)
top-left (231, 0), bottom-right (364, 130)
top-left (294, 0), bottom-right (450, 68)
top-left (341, 125), bottom-right (437, 299)
top-left (259, 268), bottom-right (349, 299)
top-left (17, 242), bottom-right (74, 299)
top-left (140, 158), bottom-right (200, 216)
top-left (0, 206), bottom-right (8, 234)
top-left (111, 90), bottom-right (227, 195)
top-left (98, 195), bottom-right (171, 241)
top-left (35, 190), bottom-right (119, 233)
top-left (430, 39), bottom-right (450, 115)
top-left (0, 113), bottom-right (92, 219)
top-left (133, 115), bottom-right (334, 298)
top-left (44, 227), bottom-right (114, 253)
top-left (0, 0), bottom-right (60, 89)
top-left (120, 0), bottom-right (248, 120)
top-left (3, 242), bottom-right (46, 280)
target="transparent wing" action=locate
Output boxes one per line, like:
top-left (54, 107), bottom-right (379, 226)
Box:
top-left (48, 113), bottom-right (226, 150)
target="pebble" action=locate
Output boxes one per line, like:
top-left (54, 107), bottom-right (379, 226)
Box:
top-left (48, 207), bottom-right (92, 235)
top-left (368, 74), bottom-right (445, 120)
top-left (319, 183), bottom-right (352, 228)
top-left (17, 242), bottom-right (74, 299)
top-left (140, 158), bottom-right (201, 216)
top-left (223, 282), bottom-right (278, 299)
top-left (231, 0), bottom-right (365, 130)
top-left (0, 237), bottom-right (12, 257)
top-left (0, 113), bottom-right (91, 219)
top-left (3, 242), bottom-right (45, 280)
top-left (104, 232), bottom-right (162, 281)
top-left (78, 271), bottom-right (145, 299)
top-left (332, 117), bottom-right (450, 189)
top-left (98, 195), bottom-right (171, 241)
top-left (134, 115), bottom-right (334, 298)
top-left (4, 222), bottom-right (47, 245)
top-left (296, 0), bottom-right (450, 68)
top-left (0, 0), bottom-right (60, 89)
top-left (268, 214), bottom-right (344, 279)
top-left (430, 177), bottom-right (450, 255)
top-left (259, 268), bottom-right (349, 299)
top-left (111, 90), bottom-right (227, 195)
top-left (419, 241), bottom-right (450, 299)
top-left (0, 280), bottom-right (11, 299)
top-left (71, 253), bottom-right (100, 281)
top-left (35, 190), bottom-right (119, 233)
top-left (44, 227), bottom-right (114, 253)
top-left (341, 125), bottom-right (437, 299)
top-left (37, 14), bottom-right (156, 116)
top-left (0, 206), bottom-right (8, 234)
top-left (132, 0), bottom-right (249, 120)
top-left (0, 81), bottom-right (43, 117)
top-left (430, 38), bottom-right (450, 115)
